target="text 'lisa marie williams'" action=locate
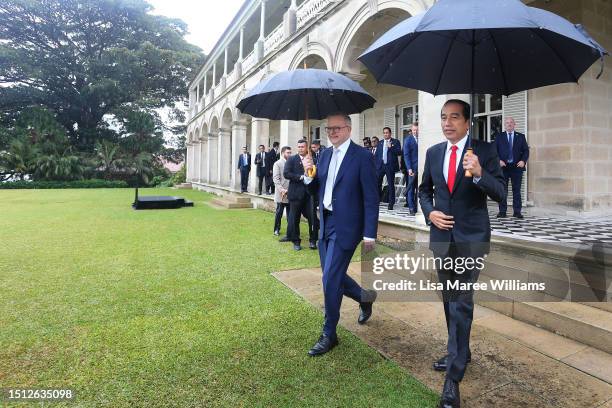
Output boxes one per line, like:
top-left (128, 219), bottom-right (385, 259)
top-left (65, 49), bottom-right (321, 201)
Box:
top-left (371, 279), bottom-right (546, 292)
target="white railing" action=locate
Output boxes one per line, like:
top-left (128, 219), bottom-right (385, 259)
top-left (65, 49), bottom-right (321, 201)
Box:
top-left (242, 49), bottom-right (256, 73)
top-left (264, 23), bottom-right (284, 54)
top-left (297, 0), bottom-right (335, 29)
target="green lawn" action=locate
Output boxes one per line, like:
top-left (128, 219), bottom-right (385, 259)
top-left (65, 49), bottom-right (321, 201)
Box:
top-left (0, 188), bottom-right (437, 407)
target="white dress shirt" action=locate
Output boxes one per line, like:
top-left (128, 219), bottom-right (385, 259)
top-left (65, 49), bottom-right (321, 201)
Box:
top-left (442, 134), bottom-right (480, 184)
top-left (304, 138), bottom-right (374, 242)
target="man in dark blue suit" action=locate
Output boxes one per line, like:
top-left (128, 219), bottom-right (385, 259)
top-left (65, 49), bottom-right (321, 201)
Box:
top-left (419, 100), bottom-right (505, 408)
top-left (237, 146), bottom-right (251, 193)
top-left (402, 122), bottom-right (419, 215)
top-left (495, 117), bottom-right (529, 218)
top-left (302, 113), bottom-right (379, 357)
top-left (374, 127), bottom-right (401, 210)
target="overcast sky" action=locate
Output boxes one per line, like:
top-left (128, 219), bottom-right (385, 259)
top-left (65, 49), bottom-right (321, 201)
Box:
top-left (147, 0), bottom-right (245, 54)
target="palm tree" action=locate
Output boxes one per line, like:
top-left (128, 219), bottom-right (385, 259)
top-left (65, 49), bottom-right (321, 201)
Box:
top-left (95, 140), bottom-right (121, 179)
top-left (0, 139), bottom-right (39, 180)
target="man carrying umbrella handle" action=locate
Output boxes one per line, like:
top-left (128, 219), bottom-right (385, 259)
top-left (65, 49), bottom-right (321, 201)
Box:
top-left (301, 112), bottom-right (379, 357)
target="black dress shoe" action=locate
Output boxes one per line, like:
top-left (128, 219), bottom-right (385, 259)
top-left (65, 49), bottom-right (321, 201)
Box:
top-left (274, 230), bottom-right (280, 236)
top-left (433, 355), bottom-right (471, 371)
top-left (308, 334), bottom-right (338, 356)
top-left (293, 244), bottom-right (302, 251)
top-left (513, 213), bottom-right (524, 219)
top-left (279, 236), bottom-right (290, 242)
top-left (309, 242), bottom-right (317, 250)
top-left (409, 211), bottom-right (417, 216)
top-left (439, 377), bottom-right (460, 408)
top-left (388, 204), bottom-right (394, 210)
top-left (496, 212), bottom-right (507, 218)
top-left (358, 289), bottom-right (377, 324)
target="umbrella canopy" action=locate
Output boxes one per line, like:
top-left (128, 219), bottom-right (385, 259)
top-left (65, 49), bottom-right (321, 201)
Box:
top-left (236, 68), bottom-right (376, 120)
top-left (358, 0), bottom-right (608, 96)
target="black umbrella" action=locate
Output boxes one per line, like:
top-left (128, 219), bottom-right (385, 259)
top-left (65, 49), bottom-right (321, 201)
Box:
top-left (236, 68), bottom-right (376, 175)
top-left (358, 0), bottom-right (607, 175)
top-left (358, 0), bottom-right (607, 96)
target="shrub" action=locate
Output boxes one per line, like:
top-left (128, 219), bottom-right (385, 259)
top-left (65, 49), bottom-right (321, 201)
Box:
top-left (0, 179), bottom-right (129, 189)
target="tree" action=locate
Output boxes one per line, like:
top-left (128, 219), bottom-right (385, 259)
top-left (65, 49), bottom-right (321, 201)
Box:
top-left (0, 0), bottom-right (204, 151)
top-left (95, 140), bottom-right (121, 178)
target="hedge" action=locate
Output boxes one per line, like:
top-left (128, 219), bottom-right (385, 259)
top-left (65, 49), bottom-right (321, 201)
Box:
top-left (0, 179), bottom-right (129, 189)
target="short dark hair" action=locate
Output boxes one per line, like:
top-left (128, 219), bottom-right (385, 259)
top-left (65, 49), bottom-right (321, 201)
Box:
top-left (312, 139), bottom-right (321, 146)
top-left (372, 136), bottom-right (379, 142)
top-left (273, 142), bottom-right (279, 148)
top-left (281, 146), bottom-right (291, 153)
top-left (443, 99), bottom-right (471, 121)
top-left (242, 146), bottom-right (247, 149)
top-left (412, 121), bottom-right (419, 127)
top-left (258, 144), bottom-right (265, 149)
top-left (297, 139), bottom-right (307, 145)
top-left (383, 127), bottom-right (392, 134)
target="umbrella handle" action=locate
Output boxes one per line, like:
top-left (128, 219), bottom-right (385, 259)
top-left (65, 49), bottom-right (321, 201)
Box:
top-left (465, 148), bottom-right (473, 177)
top-left (307, 165), bottom-right (317, 178)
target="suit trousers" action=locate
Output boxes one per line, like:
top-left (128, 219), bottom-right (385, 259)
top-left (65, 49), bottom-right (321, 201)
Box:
top-left (274, 202), bottom-right (289, 233)
top-left (287, 197), bottom-right (317, 244)
top-left (436, 244), bottom-right (481, 382)
top-left (379, 165), bottom-right (397, 204)
top-left (239, 168), bottom-right (249, 192)
top-left (405, 172), bottom-right (418, 211)
top-left (499, 166), bottom-right (523, 215)
top-left (319, 211), bottom-right (363, 338)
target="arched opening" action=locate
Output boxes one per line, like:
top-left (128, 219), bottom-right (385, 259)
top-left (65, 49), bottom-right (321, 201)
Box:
top-left (221, 108), bottom-right (234, 186)
top-left (200, 123), bottom-right (209, 183)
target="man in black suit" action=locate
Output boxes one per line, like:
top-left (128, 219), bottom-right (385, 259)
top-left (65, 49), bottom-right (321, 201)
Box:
top-left (237, 146), bottom-right (251, 193)
top-left (265, 143), bottom-right (278, 194)
top-left (311, 139), bottom-right (324, 165)
top-left (284, 139), bottom-right (317, 251)
top-left (495, 117), bottom-right (529, 218)
top-left (254, 145), bottom-right (268, 195)
top-left (374, 127), bottom-right (401, 210)
top-left (271, 141), bottom-right (281, 161)
top-left (419, 99), bottom-right (505, 408)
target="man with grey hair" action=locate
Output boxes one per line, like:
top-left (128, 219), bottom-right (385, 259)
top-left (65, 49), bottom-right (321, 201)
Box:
top-left (495, 117), bottom-right (529, 218)
top-left (302, 112), bottom-right (379, 356)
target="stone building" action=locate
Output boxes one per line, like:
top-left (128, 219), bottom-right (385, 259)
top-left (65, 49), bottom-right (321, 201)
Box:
top-left (185, 0), bottom-right (612, 218)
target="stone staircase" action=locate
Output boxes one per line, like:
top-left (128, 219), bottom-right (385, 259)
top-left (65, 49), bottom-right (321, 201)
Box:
top-left (209, 194), bottom-right (253, 209)
top-left (385, 243), bottom-right (612, 356)
top-left (175, 182), bottom-right (192, 189)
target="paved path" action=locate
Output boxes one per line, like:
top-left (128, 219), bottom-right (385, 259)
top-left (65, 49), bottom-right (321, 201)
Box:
top-left (273, 265), bottom-right (612, 408)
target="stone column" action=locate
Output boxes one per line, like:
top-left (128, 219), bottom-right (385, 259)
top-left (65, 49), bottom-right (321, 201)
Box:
top-left (199, 139), bottom-right (206, 183)
top-left (235, 26), bottom-right (245, 77)
top-left (206, 135), bottom-right (212, 183)
top-left (255, 0), bottom-right (266, 61)
top-left (232, 121), bottom-right (248, 191)
top-left (349, 114), bottom-right (361, 144)
top-left (250, 118), bottom-right (270, 191)
top-left (280, 120), bottom-right (302, 149)
top-left (186, 143), bottom-right (192, 181)
top-left (283, 0), bottom-right (297, 37)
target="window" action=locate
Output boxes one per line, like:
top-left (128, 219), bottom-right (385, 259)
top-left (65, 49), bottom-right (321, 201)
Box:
top-left (473, 94), bottom-right (502, 142)
top-left (398, 104), bottom-right (418, 142)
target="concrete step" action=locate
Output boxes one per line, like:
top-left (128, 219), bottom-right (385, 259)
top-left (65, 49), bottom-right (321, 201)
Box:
top-left (176, 182), bottom-right (192, 189)
top-left (510, 301), bottom-right (612, 355)
top-left (210, 197), bottom-right (252, 209)
top-left (382, 247), bottom-right (612, 355)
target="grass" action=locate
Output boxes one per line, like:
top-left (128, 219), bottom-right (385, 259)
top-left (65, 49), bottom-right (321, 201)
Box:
top-left (0, 188), bottom-right (437, 407)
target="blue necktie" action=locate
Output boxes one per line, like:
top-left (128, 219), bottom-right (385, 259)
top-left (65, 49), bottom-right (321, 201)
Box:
top-left (508, 133), bottom-right (514, 163)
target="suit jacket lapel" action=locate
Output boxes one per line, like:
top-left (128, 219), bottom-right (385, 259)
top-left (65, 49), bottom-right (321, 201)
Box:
top-left (333, 141), bottom-right (356, 188)
top-left (451, 145), bottom-right (468, 195)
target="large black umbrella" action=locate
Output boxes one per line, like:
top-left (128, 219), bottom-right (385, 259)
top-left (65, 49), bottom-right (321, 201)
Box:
top-left (236, 68), bottom-right (376, 120)
top-left (358, 0), bottom-right (608, 96)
